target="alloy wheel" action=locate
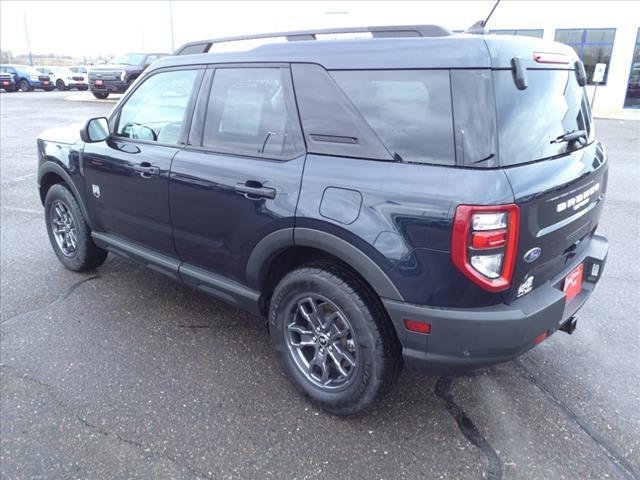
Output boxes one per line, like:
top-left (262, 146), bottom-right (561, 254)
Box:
top-left (285, 295), bottom-right (358, 390)
top-left (50, 200), bottom-right (78, 257)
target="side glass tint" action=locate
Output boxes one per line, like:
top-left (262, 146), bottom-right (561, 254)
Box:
top-left (331, 70), bottom-right (455, 165)
top-left (202, 68), bottom-right (303, 158)
top-left (116, 69), bottom-right (198, 144)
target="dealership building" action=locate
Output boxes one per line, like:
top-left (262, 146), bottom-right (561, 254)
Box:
top-left (476, 1), bottom-right (639, 113)
top-left (293, 1), bottom-right (640, 114)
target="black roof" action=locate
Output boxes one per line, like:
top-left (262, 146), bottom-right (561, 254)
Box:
top-left (149, 28), bottom-right (576, 72)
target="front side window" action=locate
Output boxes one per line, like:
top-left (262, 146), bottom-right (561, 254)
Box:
top-left (331, 70), bottom-right (455, 165)
top-left (555, 28), bottom-right (616, 84)
top-left (116, 69), bottom-right (198, 144)
top-left (202, 67), bottom-right (303, 158)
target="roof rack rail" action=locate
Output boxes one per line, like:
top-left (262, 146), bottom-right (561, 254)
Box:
top-left (173, 24), bottom-right (452, 55)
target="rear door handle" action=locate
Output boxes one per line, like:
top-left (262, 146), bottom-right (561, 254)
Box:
top-left (235, 182), bottom-right (276, 200)
top-left (133, 162), bottom-right (160, 177)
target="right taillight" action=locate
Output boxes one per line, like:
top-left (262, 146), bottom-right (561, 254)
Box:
top-left (451, 204), bottom-right (520, 292)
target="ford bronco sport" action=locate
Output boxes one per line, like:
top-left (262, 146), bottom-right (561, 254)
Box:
top-left (37, 25), bottom-right (608, 415)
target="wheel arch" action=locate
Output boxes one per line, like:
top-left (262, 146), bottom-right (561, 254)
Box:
top-left (38, 162), bottom-right (91, 225)
top-left (247, 228), bottom-right (404, 315)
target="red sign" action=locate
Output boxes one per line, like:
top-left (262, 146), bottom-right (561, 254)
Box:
top-left (564, 263), bottom-right (584, 304)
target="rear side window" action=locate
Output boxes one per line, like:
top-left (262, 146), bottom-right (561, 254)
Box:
top-left (202, 68), bottom-right (303, 159)
top-left (331, 70), bottom-right (455, 165)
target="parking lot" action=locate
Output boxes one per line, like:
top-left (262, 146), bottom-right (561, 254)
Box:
top-left (0, 90), bottom-right (639, 480)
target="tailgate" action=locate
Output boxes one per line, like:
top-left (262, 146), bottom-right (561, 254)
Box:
top-left (504, 142), bottom-right (608, 302)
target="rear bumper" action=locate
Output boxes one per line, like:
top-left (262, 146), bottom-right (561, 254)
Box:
top-left (383, 234), bottom-right (608, 375)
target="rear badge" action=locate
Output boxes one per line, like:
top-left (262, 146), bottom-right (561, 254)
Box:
top-left (524, 247), bottom-right (542, 263)
top-left (517, 275), bottom-right (534, 298)
top-left (92, 184), bottom-right (101, 199)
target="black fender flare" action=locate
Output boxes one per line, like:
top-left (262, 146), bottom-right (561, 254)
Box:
top-left (246, 227), bottom-right (404, 302)
top-left (38, 161), bottom-right (91, 226)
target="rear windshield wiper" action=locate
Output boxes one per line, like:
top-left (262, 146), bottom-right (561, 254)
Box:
top-left (551, 129), bottom-right (587, 145)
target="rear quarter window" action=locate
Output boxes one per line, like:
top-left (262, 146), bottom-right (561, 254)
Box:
top-left (331, 70), bottom-right (455, 165)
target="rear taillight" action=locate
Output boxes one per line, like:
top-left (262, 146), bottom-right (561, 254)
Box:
top-left (451, 204), bottom-right (519, 292)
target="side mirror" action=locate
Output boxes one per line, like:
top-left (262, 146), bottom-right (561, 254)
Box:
top-left (80, 117), bottom-right (109, 143)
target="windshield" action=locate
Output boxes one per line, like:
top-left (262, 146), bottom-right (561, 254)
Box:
top-left (494, 69), bottom-right (592, 166)
top-left (112, 54), bottom-right (145, 66)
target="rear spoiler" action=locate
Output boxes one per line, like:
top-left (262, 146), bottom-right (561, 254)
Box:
top-left (510, 54), bottom-right (587, 90)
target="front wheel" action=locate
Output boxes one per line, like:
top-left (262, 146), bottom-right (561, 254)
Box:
top-left (92, 91), bottom-right (109, 99)
top-left (44, 184), bottom-right (107, 271)
top-left (18, 79), bottom-right (31, 92)
top-left (269, 265), bottom-right (401, 415)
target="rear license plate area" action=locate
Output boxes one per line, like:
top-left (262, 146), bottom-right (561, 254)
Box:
top-left (563, 263), bottom-right (584, 304)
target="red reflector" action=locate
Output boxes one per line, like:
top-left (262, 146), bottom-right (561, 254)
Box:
top-left (472, 229), bottom-right (507, 249)
top-left (404, 319), bottom-right (431, 334)
top-left (534, 331), bottom-right (549, 345)
top-left (533, 52), bottom-right (570, 64)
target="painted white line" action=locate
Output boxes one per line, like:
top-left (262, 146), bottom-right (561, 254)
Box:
top-left (2, 173), bottom-right (36, 184)
top-left (1, 206), bottom-right (41, 215)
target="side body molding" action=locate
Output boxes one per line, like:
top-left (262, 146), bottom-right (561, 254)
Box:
top-left (295, 228), bottom-right (404, 301)
top-left (246, 227), bottom-right (404, 301)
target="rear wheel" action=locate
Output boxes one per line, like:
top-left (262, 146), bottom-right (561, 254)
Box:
top-left (56, 79), bottom-right (67, 91)
top-left (18, 79), bottom-right (31, 92)
top-left (92, 91), bottom-right (109, 99)
top-left (45, 184), bottom-right (107, 271)
top-left (269, 264), bottom-right (401, 415)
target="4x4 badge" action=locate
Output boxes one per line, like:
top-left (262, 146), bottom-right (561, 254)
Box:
top-left (92, 184), bottom-right (101, 198)
top-left (524, 247), bottom-right (542, 263)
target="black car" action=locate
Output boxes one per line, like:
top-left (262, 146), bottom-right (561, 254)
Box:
top-left (37, 25), bottom-right (608, 415)
top-left (87, 52), bottom-right (168, 99)
top-left (0, 71), bottom-right (16, 92)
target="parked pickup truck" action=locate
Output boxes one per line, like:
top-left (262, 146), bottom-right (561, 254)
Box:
top-left (88, 52), bottom-right (167, 99)
top-left (36, 25), bottom-right (608, 415)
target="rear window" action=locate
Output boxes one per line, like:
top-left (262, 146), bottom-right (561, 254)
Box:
top-left (494, 69), bottom-right (592, 166)
top-left (331, 70), bottom-right (455, 165)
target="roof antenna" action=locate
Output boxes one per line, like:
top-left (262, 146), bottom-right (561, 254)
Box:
top-left (465, 0), bottom-right (501, 34)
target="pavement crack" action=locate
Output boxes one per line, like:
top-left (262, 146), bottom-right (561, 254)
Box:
top-left (1, 275), bottom-right (99, 326)
top-left (435, 376), bottom-right (503, 480)
top-left (1, 364), bottom-right (211, 480)
top-left (513, 359), bottom-right (639, 480)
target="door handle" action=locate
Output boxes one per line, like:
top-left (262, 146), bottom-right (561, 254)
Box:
top-left (133, 163), bottom-right (160, 178)
top-left (235, 182), bottom-right (276, 200)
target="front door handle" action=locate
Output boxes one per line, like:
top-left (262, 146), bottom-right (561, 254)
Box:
top-left (235, 182), bottom-right (276, 200)
top-left (133, 162), bottom-right (160, 178)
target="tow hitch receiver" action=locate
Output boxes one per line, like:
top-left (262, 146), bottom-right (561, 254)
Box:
top-left (560, 316), bottom-right (577, 334)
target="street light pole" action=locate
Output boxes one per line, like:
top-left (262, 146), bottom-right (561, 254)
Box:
top-left (169, 0), bottom-right (175, 52)
top-left (23, 12), bottom-right (33, 66)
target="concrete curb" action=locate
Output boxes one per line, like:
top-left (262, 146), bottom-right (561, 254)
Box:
top-left (64, 94), bottom-right (119, 104)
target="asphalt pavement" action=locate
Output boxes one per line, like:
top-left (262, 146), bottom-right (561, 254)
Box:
top-left (1, 90), bottom-right (639, 480)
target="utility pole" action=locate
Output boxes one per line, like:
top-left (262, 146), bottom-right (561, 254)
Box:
top-left (169, 0), bottom-right (175, 52)
top-left (23, 12), bottom-right (33, 66)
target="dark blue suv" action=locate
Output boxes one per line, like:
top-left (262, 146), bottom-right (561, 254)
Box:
top-left (37, 25), bottom-right (608, 414)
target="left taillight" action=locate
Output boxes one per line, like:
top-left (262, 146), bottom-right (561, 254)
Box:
top-left (451, 204), bottom-right (520, 292)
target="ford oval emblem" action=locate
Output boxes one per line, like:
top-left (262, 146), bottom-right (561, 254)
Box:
top-left (524, 247), bottom-right (542, 263)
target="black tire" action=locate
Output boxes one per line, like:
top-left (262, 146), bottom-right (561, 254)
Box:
top-left (44, 184), bottom-right (107, 272)
top-left (269, 264), bottom-right (402, 415)
top-left (18, 79), bottom-right (31, 92)
top-left (56, 80), bottom-right (67, 91)
top-left (92, 91), bottom-right (109, 99)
